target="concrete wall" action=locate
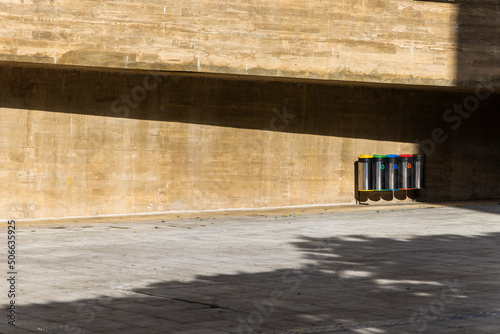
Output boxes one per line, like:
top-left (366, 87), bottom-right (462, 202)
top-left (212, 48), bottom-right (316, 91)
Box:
top-left (1, 0), bottom-right (499, 88)
top-left (1, 64), bottom-right (499, 219)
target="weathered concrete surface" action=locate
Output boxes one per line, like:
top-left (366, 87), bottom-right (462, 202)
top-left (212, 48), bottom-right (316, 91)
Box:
top-left (1, 64), bottom-right (500, 219)
top-left (0, 0), bottom-right (499, 88)
top-left (456, 0), bottom-right (500, 87)
top-left (1, 203), bottom-right (500, 333)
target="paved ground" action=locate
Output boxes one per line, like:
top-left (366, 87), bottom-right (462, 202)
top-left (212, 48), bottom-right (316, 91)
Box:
top-left (1, 202), bottom-right (500, 334)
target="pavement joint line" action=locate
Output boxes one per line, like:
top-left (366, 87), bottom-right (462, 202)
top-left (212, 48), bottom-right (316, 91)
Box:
top-left (279, 310), bottom-right (500, 333)
top-left (131, 290), bottom-right (236, 311)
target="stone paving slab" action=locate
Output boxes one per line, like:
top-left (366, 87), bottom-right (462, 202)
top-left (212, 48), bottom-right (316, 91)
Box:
top-left (0, 202), bottom-right (499, 333)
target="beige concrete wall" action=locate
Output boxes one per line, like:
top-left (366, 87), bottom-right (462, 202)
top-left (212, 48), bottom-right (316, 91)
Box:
top-left (1, 65), bottom-right (499, 219)
top-left (1, 0), bottom-right (498, 87)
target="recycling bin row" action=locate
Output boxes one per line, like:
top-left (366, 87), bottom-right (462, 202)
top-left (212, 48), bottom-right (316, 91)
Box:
top-left (358, 154), bottom-right (425, 191)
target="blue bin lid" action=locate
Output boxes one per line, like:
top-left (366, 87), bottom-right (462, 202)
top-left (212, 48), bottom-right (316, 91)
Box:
top-left (386, 154), bottom-right (399, 158)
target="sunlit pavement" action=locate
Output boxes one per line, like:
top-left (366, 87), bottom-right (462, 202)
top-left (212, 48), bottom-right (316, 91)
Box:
top-left (2, 202), bottom-right (500, 333)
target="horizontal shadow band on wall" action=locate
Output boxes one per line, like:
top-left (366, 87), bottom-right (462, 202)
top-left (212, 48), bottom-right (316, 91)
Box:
top-left (1, 64), bottom-right (499, 145)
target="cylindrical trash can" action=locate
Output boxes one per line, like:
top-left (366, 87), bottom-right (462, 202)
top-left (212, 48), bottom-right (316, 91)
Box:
top-left (385, 154), bottom-right (399, 190)
top-left (373, 155), bottom-right (386, 191)
top-left (357, 155), bottom-right (373, 191)
top-left (413, 154), bottom-right (425, 189)
top-left (399, 154), bottom-right (414, 190)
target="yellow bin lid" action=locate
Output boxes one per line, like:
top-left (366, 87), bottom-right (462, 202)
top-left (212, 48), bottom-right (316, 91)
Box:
top-left (358, 155), bottom-right (373, 159)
